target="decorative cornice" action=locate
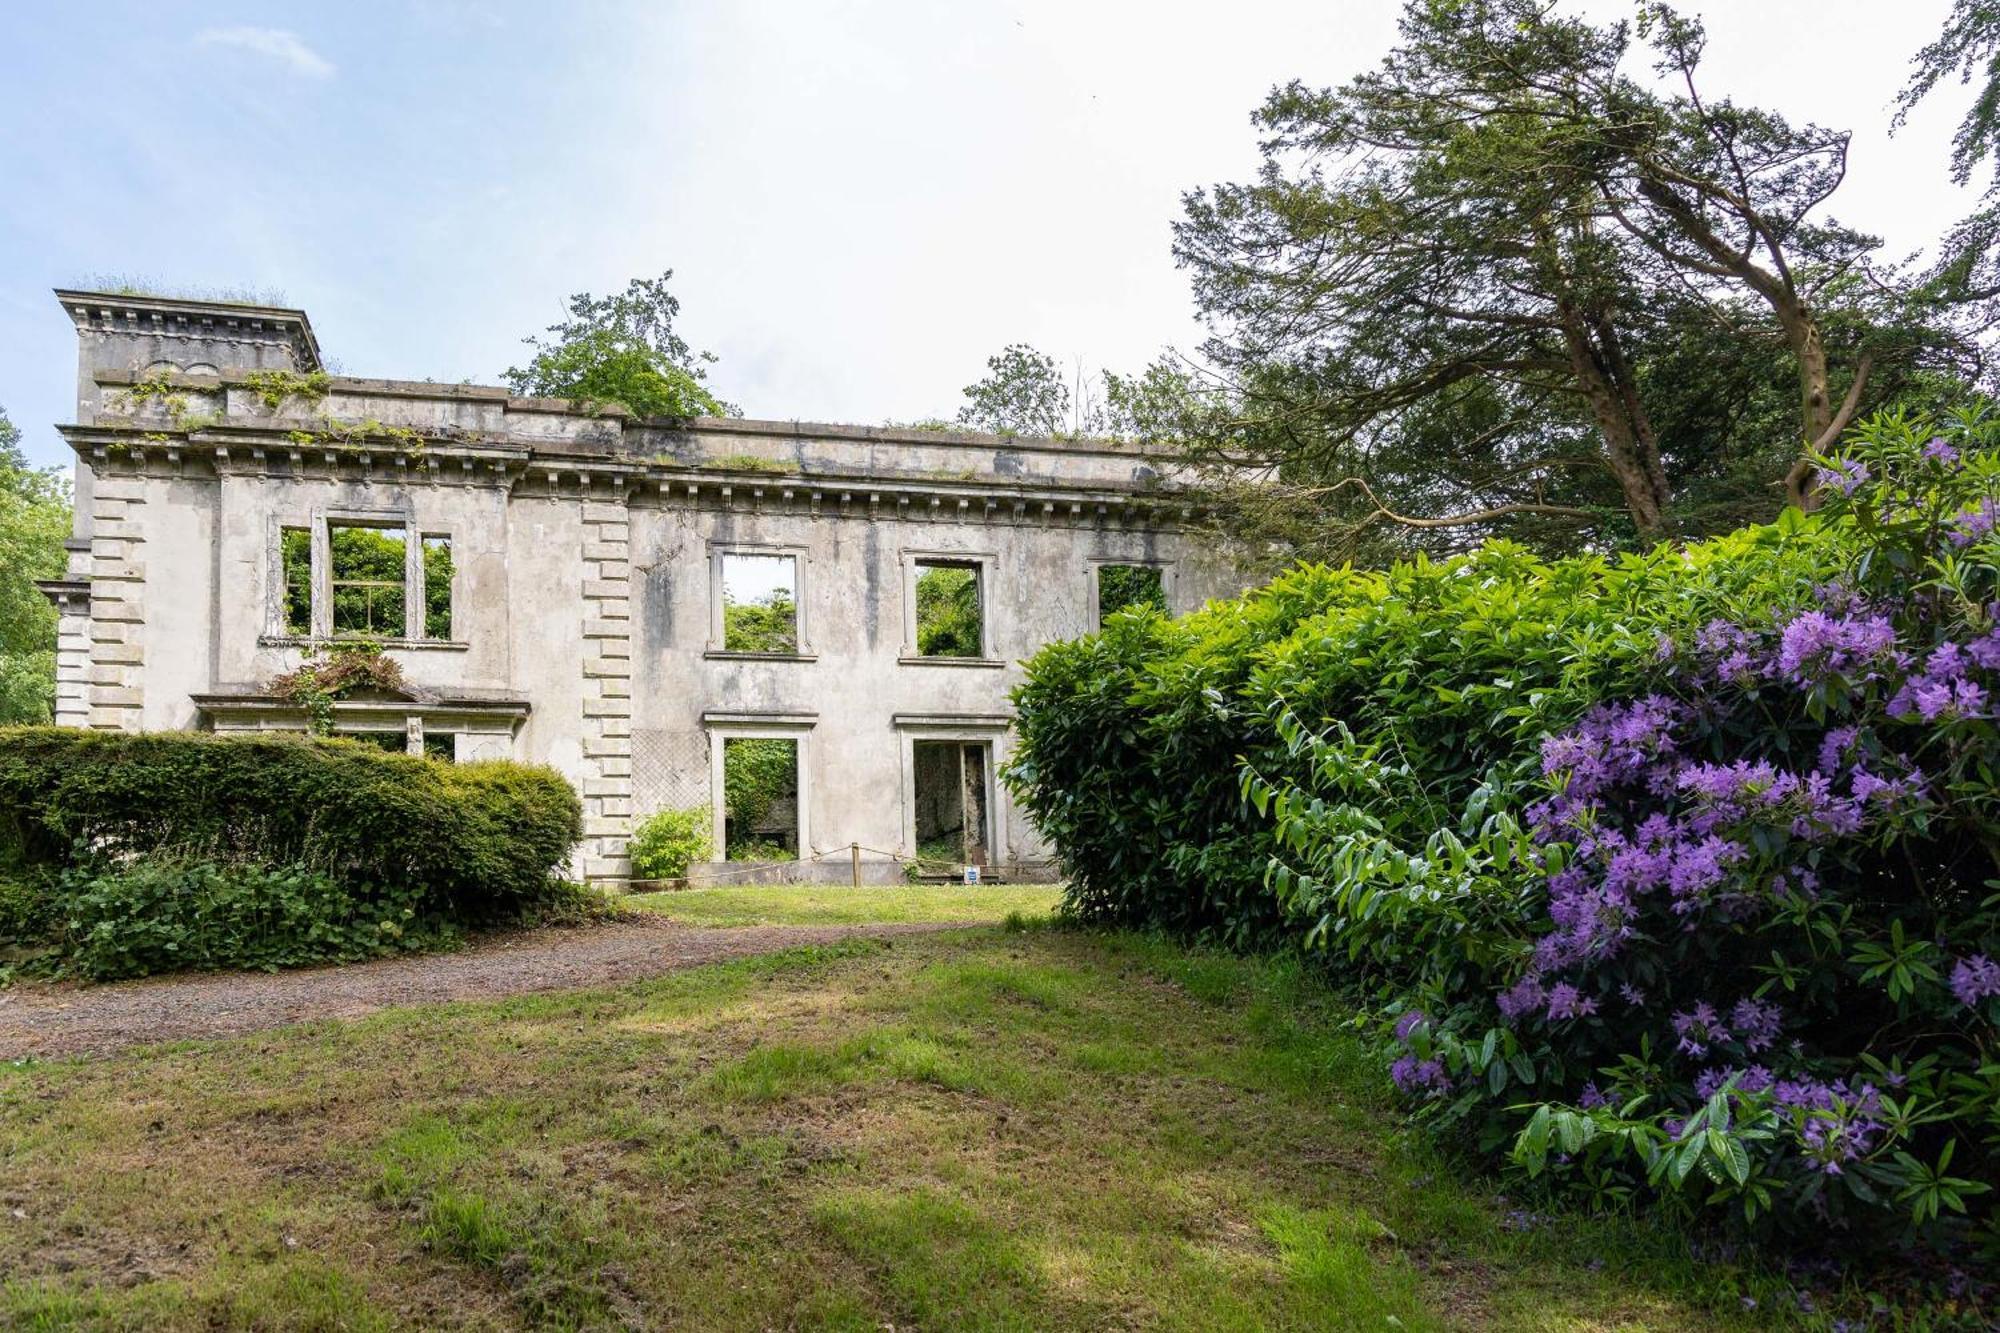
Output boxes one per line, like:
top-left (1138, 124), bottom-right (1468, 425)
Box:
top-left (57, 289), bottom-right (322, 371)
top-left (58, 423), bottom-right (1205, 530)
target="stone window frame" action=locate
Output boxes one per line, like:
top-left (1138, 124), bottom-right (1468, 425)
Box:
top-left (1085, 556), bottom-right (1177, 629)
top-left (704, 540), bottom-right (816, 661)
top-left (898, 546), bottom-right (1004, 667)
top-left (701, 710), bottom-right (818, 862)
top-left (892, 712), bottom-right (1012, 863)
top-left (263, 505), bottom-right (465, 649)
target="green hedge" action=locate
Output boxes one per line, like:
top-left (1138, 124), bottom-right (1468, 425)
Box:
top-left (0, 728), bottom-right (581, 921)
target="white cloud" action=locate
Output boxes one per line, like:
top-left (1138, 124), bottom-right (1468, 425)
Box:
top-left (195, 27), bottom-right (334, 79)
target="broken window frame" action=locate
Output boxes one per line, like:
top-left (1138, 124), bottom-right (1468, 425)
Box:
top-left (327, 519), bottom-right (411, 639)
top-left (900, 548), bottom-right (999, 663)
top-left (269, 510), bottom-right (459, 644)
top-left (1088, 559), bottom-right (1174, 630)
top-left (706, 541), bottom-right (812, 658)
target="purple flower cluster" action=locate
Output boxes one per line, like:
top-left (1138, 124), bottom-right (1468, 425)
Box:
top-left (1668, 998), bottom-right (1783, 1063)
top-left (1388, 1009), bottom-right (1450, 1096)
top-left (1951, 954), bottom-right (2000, 1008)
top-left (1814, 458), bottom-right (1871, 497)
top-left (1776, 611), bottom-right (1897, 688)
top-left (1390, 1053), bottom-right (1449, 1095)
top-left (1885, 636), bottom-right (2000, 721)
top-left (1948, 497), bottom-right (1999, 546)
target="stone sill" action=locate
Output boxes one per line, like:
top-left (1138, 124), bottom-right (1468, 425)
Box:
top-left (897, 655), bottom-right (1008, 669)
top-left (258, 635), bottom-right (471, 652)
top-left (702, 650), bottom-right (819, 663)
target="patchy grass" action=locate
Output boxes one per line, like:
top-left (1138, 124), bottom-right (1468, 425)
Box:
top-left (0, 928), bottom-right (1813, 1330)
top-left (627, 881), bottom-right (1063, 927)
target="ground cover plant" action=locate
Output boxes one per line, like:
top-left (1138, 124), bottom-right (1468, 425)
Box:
top-left (0, 926), bottom-right (1824, 1330)
top-left (626, 882), bottom-right (1063, 928)
top-left (1007, 408), bottom-right (2000, 1293)
top-left (0, 729), bottom-right (581, 980)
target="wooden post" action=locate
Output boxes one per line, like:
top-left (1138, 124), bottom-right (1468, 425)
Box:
top-left (850, 842), bottom-right (861, 888)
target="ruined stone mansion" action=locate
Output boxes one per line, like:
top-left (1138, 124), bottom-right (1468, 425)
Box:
top-left (37, 290), bottom-right (1244, 883)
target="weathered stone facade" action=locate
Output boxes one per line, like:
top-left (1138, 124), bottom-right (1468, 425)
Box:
top-left (41, 290), bottom-right (1247, 883)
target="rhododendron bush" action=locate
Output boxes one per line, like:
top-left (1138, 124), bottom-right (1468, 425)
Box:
top-left (1009, 408), bottom-right (2000, 1248)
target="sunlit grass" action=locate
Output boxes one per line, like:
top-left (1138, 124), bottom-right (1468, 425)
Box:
top-left (0, 928), bottom-right (1796, 1330)
top-left (625, 880), bottom-right (1064, 927)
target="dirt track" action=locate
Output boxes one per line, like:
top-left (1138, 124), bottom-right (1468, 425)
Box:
top-left (0, 915), bottom-right (951, 1059)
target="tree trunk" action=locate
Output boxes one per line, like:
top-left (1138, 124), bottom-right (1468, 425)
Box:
top-left (1773, 295), bottom-right (1835, 511)
top-left (1558, 305), bottom-right (1670, 542)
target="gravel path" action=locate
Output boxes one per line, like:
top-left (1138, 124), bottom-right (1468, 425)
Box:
top-left (0, 916), bottom-right (953, 1060)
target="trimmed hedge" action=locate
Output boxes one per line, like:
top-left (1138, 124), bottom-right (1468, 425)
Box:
top-left (0, 728), bottom-right (581, 921)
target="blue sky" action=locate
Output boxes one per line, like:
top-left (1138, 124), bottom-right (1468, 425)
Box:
top-left (0, 1), bottom-right (1980, 472)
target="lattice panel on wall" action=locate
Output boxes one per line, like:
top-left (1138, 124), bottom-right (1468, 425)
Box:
top-left (630, 728), bottom-right (711, 815)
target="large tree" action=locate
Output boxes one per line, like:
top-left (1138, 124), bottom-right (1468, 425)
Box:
top-left (505, 272), bottom-right (736, 419)
top-left (0, 407), bottom-right (73, 724)
top-left (1169, 0), bottom-right (1992, 558)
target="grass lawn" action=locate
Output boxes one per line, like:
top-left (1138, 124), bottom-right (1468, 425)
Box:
top-left (626, 881), bottom-right (1065, 927)
top-left (1, 925), bottom-right (1796, 1331)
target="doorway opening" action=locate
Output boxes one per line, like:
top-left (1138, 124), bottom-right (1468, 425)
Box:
top-left (722, 737), bottom-right (800, 860)
top-left (912, 740), bottom-right (991, 869)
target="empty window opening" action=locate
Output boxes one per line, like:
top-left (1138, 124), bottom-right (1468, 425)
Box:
top-left (1097, 564), bottom-right (1166, 627)
top-left (280, 527), bottom-right (312, 636)
top-left (723, 737), bottom-right (799, 860)
top-left (422, 535), bottom-right (454, 639)
top-left (721, 552), bottom-right (798, 653)
top-left (344, 731), bottom-right (408, 755)
top-left (423, 731), bottom-right (457, 761)
top-left (329, 523), bottom-right (408, 638)
top-left (914, 561), bottom-right (982, 657)
top-left (912, 740), bottom-right (991, 869)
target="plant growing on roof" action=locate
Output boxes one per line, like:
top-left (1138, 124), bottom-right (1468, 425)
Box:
top-left (504, 272), bottom-right (738, 420)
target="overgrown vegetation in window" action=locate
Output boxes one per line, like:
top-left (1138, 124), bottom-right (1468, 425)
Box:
top-left (1097, 564), bottom-right (1165, 626)
top-left (914, 562), bottom-right (981, 657)
top-left (422, 535), bottom-right (453, 639)
top-left (720, 553), bottom-right (797, 653)
top-left (722, 737), bottom-right (797, 860)
top-left (280, 527), bottom-right (312, 635)
top-left (329, 524), bottom-right (407, 638)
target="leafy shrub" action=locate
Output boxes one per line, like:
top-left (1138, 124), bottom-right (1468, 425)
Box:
top-left (629, 805), bottom-right (712, 880)
top-left (58, 858), bottom-right (446, 981)
top-left (0, 729), bottom-right (581, 922)
top-left (1010, 407), bottom-right (2000, 1248)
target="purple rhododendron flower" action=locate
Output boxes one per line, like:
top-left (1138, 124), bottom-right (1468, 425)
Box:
top-left (1497, 976), bottom-right (1545, 1021)
top-left (1390, 1054), bottom-right (1450, 1096)
top-left (1949, 498), bottom-right (2000, 546)
top-left (1544, 982), bottom-right (1598, 1021)
top-left (1922, 436), bottom-right (1960, 465)
top-left (1730, 997), bottom-right (1784, 1052)
top-left (1776, 611), bottom-right (1897, 687)
top-left (1950, 954), bottom-right (2000, 1008)
top-left (1394, 1010), bottom-right (1427, 1042)
top-left (1813, 458), bottom-right (1870, 496)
